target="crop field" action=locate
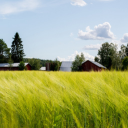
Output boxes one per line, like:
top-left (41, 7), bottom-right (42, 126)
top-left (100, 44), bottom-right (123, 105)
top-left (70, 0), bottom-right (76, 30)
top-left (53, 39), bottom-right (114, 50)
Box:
top-left (0, 71), bottom-right (128, 128)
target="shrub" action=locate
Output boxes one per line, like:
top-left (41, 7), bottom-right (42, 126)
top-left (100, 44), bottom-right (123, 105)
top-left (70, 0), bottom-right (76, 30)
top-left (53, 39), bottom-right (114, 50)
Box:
top-left (19, 61), bottom-right (25, 70)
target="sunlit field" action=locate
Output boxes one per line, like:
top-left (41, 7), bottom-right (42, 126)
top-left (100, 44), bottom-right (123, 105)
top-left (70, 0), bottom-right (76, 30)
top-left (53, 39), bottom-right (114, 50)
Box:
top-left (0, 71), bottom-right (128, 128)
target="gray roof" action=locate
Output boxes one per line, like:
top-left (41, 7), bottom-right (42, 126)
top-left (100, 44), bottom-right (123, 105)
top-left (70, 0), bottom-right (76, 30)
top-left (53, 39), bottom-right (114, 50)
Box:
top-left (82, 60), bottom-right (106, 69)
top-left (40, 67), bottom-right (46, 71)
top-left (0, 63), bottom-right (29, 67)
top-left (60, 61), bottom-right (73, 72)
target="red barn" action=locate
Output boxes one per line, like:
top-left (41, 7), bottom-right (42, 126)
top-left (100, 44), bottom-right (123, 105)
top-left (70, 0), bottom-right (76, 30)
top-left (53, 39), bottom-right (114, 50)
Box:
top-left (25, 63), bottom-right (31, 70)
top-left (0, 63), bottom-right (31, 71)
top-left (82, 60), bottom-right (106, 72)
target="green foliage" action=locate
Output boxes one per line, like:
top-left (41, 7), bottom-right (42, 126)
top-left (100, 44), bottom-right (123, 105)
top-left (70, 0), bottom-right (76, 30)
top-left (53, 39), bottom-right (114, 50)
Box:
top-left (0, 39), bottom-right (10, 58)
top-left (40, 59), bottom-right (53, 67)
top-left (11, 32), bottom-right (25, 62)
top-left (0, 71), bottom-right (128, 127)
top-left (24, 58), bottom-right (52, 67)
top-left (94, 56), bottom-right (100, 63)
top-left (97, 42), bottom-right (115, 69)
top-left (97, 42), bottom-right (123, 70)
top-left (25, 58), bottom-right (41, 70)
top-left (19, 61), bottom-right (25, 70)
top-left (111, 44), bottom-right (122, 70)
top-left (0, 39), bottom-right (10, 62)
top-left (54, 59), bottom-right (61, 71)
top-left (122, 57), bottom-right (128, 70)
top-left (0, 54), bottom-right (7, 63)
top-left (125, 44), bottom-right (128, 56)
top-left (72, 53), bottom-right (85, 71)
top-left (50, 59), bottom-right (61, 71)
top-left (111, 52), bottom-right (122, 70)
top-left (119, 44), bottom-right (126, 60)
top-left (24, 58), bottom-right (61, 71)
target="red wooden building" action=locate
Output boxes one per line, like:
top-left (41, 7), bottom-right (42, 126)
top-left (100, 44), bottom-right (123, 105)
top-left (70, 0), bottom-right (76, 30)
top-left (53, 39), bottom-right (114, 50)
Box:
top-left (82, 60), bottom-right (106, 72)
top-left (0, 63), bottom-right (31, 71)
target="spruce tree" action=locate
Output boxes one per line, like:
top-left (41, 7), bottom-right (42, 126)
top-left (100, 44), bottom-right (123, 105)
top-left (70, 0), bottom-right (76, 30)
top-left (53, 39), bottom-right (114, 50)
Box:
top-left (11, 32), bottom-right (25, 62)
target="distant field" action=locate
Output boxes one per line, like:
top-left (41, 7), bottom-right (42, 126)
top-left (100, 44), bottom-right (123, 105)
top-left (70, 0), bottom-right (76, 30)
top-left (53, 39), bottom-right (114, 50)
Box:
top-left (0, 71), bottom-right (128, 128)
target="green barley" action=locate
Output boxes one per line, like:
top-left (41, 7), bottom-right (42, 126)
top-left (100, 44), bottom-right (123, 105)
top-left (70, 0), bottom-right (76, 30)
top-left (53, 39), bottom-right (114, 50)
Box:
top-left (0, 71), bottom-right (128, 128)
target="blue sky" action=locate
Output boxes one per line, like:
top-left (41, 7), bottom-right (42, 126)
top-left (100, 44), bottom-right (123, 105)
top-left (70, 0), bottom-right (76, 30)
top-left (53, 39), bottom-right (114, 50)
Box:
top-left (0, 0), bottom-right (128, 61)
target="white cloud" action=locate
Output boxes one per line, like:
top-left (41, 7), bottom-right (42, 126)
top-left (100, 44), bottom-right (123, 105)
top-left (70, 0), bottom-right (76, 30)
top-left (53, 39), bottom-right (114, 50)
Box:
top-left (0, 0), bottom-right (40, 15)
top-left (78, 22), bottom-right (115, 40)
top-left (120, 33), bottom-right (128, 43)
top-left (71, 0), bottom-right (87, 6)
top-left (57, 51), bottom-right (94, 61)
top-left (57, 57), bottom-right (67, 62)
top-left (84, 41), bottom-right (123, 52)
top-left (83, 44), bottom-right (101, 50)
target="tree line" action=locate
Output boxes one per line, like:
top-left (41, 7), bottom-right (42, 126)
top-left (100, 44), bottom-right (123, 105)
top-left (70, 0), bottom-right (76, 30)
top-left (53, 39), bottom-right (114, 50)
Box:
top-left (0, 32), bottom-right (61, 70)
top-left (24, 58), bottom-right (61, 71)
top-left (71, 42), bottom-right (128, 71)
top-left (3, 33), bottom-right (127, 71)
top-left (94, 42), bottom-right (128, 70)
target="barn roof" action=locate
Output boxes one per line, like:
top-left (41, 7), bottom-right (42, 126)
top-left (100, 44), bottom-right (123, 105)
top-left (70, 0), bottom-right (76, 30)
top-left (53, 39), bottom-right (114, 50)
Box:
top-left (82, 60), bottom-right (106, 69)
top-left (60, 61), bottom-right (73, 72)
top-left (0, 63), bottom-right (30, 67)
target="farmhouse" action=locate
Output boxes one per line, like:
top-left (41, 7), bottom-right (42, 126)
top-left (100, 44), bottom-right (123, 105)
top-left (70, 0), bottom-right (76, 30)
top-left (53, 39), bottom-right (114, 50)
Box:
top-left (60, 61), bottom-right (73, 72)
top-left (82, 60), bottom-right (106, 72)
top-left (0, 63), bottom-right (31, 71)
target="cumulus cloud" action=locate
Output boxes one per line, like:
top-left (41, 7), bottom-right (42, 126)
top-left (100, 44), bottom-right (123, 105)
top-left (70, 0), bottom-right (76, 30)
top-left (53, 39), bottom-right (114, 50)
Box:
top-left (78, 22), bottom-right (115, 40)
top-left (83, 41), bottom-right (121, 51)
top-left (120, 33), bottom-right (128, 43)
top-left (57, 51), bottom-right (94, 61)
top-left (71, 0), bottom-right (87, 6)
top-left (0, 0), bottom-right (40, 15)
top-left (83, 44), bottom-right (101, 50)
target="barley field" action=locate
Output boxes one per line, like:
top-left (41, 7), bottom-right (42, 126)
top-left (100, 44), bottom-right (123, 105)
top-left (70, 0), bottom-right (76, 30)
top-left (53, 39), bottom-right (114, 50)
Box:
top-left (0, 71), bottom-right (128, 128)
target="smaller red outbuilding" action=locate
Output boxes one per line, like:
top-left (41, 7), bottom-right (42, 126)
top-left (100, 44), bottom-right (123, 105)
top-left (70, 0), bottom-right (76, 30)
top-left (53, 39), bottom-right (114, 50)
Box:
top-left (25, 63), bottom-right (31, 70)
top-left (82, 60), bottom-right (106, 72)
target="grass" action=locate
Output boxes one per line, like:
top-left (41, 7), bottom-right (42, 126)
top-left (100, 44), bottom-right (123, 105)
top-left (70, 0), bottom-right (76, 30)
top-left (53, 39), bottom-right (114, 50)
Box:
top-left (0, 71), bottom-right (128, 128)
